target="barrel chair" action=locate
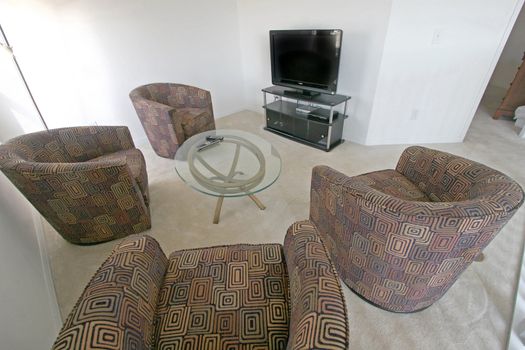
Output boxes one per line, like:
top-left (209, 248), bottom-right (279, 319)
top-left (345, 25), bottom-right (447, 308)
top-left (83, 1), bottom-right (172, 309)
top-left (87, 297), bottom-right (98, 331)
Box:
top-left (52, 225), bottom-right (349, 349)
top-left (130, 83), bottom-right (215, 159)
top-left (309, 146), bottom-right (524, 313)
top-left (0, 126), bottom-right (151, 245)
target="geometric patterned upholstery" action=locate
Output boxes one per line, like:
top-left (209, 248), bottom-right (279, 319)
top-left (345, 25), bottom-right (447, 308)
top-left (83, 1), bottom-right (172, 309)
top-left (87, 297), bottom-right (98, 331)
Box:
top-left (0, 126), bottom-right (151, 245)
top-left (352, 169), bottom-right (430, 202)
top-left (284, 221), bottom-right (349, 349)
top-left (52, 229), bottom-right (349, 349)
top-left (51, 235), bottom-right (168, 349)
top-left (155, 243), bottom-right (290, 349)
top-left (88, 148), bottom-right (149, 205)
top-left (129, 83), bottom-right (215, 159)
top-left (310, 146), bottom-right (524, 312)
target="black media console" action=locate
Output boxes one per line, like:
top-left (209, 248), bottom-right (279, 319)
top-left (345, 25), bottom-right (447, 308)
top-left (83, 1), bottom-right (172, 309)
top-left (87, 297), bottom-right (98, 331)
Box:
top-left (262, 86), bottom-right (350, 151)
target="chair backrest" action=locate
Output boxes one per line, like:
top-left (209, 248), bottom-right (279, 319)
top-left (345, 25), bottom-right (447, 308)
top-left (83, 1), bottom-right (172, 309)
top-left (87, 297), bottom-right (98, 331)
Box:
top-left (396, 146), bottom-right (524, 207)
top-left (0, 126), bottom-right (135, 164)
top-left (130, 83), bottom-right (212, 109)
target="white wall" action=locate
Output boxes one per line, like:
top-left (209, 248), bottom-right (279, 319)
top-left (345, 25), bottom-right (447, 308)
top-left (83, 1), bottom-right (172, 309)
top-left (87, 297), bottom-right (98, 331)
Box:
top-left (237, 0), bottom-right (393, 144)
top-left (365, 0), bottom-right (524, 145)
top-left (0, 1), bottom-right (86, 132)
top-left (0, 177), bottom-right (62, 349)
top-left (486, 3), bottom-right (525, 95)
top-left (0, 35), bottom-right (44, 139)
top-left (0, 29), bottom-right (61, 347)
top-left (4, 0), bottom-right (522, 147)
top-left (1, 0), bottom-right (245, 144)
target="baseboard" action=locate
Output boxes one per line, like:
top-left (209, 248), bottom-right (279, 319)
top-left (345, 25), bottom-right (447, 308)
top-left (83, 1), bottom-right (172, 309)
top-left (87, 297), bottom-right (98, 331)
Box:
top-left (32, 212), bottom-right (62, 331)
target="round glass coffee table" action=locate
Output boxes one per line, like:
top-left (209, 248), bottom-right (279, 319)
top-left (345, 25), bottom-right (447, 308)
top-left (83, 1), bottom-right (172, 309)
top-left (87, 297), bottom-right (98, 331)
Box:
top-left (174, 129), bottom-right (281, 223)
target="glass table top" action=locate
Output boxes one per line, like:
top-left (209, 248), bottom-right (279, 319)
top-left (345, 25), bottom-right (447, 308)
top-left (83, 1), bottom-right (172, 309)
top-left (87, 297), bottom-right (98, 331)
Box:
top-left (174, 129), bottom-right (281, 197)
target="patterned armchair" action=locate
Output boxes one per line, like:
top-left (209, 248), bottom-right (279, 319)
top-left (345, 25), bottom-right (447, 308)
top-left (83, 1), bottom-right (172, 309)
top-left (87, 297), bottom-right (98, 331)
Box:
top-left (0, 126), bottom-right (151, 245)
top-left (130, 83), bottom-right (215, 159)
top-left (52, 225), bottom-right (348, 349)
top-left (309, 146), bottom-right (524, 313)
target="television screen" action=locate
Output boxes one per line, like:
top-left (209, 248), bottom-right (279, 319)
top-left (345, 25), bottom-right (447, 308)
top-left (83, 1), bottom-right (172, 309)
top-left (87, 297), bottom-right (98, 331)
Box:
top-left (270, 29), bottom-right (343, 95)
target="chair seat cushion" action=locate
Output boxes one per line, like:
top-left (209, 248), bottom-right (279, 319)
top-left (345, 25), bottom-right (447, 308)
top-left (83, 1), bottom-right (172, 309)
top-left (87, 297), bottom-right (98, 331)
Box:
top-left (353, 169), bottom-right (430, 202)
top-left (89, 148), bottom-right (149, 203)
top-left (173, 107), bottom-right (214, 139)
top-left (155, 243), bottom-right (290, 349)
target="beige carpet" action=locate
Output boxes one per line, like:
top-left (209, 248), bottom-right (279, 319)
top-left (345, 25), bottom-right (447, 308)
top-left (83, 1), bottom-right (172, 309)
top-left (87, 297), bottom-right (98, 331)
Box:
top-left (43, 106), bottom-right (525, 349)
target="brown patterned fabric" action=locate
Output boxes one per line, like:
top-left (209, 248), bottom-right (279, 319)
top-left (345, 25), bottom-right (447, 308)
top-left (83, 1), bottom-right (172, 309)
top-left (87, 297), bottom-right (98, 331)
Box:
top-left (88, 148), bottom-right (149, 205)
top-left (52, 235), bottom-right (168, 350)
top-left (53, 230), bottom-right (349, 349)
top-left (156, 243), bottom-right (290, 349)
top-left (352, 169), bottom-right (430, 202)
top-left (310, 146), bottom-right (524, 312)
top-left (175, 107), bottom-right (214, 139)
top-left (130, 83), bottom-right (215, 159)
top-left (0, 126), bottom-right (151, 245)
top-left (284, 221), bottom-right (349, 350)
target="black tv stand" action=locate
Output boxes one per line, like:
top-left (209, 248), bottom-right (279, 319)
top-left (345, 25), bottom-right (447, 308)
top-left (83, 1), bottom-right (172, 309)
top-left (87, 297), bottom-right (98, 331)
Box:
top-left (262, 86), bottom-right (350, 151)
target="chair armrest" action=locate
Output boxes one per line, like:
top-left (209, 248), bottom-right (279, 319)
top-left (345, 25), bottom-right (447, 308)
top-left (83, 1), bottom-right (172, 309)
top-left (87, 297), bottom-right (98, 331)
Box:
top-left (130, 91), bottom-right (175, 115)
top-left (284, 221), bottom-right (348, 350)
top-left (130, 93), bottom-right (185, 157)
top-left (310, 165), bottom-right (401, 217)
top-left (52, 235), bottom-right (168, 350)
top-left (168, 86), bottom-right (214, 139)
top-left (1, 126), bottom-right (136, 163)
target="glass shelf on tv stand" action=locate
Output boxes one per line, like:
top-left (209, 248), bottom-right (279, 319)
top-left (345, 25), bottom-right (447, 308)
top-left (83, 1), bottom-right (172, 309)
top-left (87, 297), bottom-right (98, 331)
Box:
top-left (262, 85), bottom-right (351, 106)
top-left (263, 100), bottom-right (346, 125)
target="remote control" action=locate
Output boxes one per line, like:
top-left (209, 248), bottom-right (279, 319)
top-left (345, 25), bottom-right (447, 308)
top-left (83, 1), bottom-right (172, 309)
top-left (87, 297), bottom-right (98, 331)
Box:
top-left (197, 139), bottom-right (222, 151)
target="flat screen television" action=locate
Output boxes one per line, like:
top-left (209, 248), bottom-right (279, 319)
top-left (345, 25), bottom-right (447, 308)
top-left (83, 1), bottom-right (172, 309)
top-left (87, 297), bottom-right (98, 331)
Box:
top-left (270, 29), bottom-right (343, 96)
